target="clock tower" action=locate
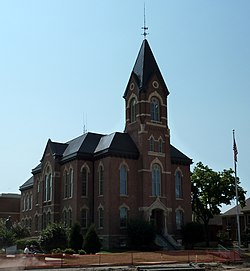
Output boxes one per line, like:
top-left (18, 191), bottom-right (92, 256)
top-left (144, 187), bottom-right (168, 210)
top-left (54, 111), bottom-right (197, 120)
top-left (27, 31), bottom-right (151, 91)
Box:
top-left (123, 39), bottom-right (174, 230)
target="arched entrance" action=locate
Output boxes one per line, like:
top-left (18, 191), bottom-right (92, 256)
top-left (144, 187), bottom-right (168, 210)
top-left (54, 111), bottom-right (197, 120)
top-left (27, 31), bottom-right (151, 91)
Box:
top-left (150, 209), bottom-right (164, 234)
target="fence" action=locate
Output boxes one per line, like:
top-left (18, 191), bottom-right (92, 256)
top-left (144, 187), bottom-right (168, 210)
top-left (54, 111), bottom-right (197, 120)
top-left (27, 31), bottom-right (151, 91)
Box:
top-left (0, 249), bottom-right (245, 270)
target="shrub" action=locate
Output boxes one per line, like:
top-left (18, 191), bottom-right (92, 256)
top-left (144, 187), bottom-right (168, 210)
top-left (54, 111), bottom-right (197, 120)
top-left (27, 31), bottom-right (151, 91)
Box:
top-left (63, 248), bottom-right (75, 255)
top-left (12, 222), bottom-right (30, 239)
top-left (69, 223), bottom-right (83, 252)
top-left (16, 238), bottom-right (40, 251)
top-left (127, 219), bottom-right (155, 250)
top-left (39, 223), bottom-right (68, 253)
top-left (83, 224), bottom-right (101, 254)
top-left (51, 248), bottom-right (62, 254)
top-left (182, 222), bottom-right (205, 249)
top-left (0, 229), bottom-right (16, 248)
top-left (78, 249), bottom-right (86, 255)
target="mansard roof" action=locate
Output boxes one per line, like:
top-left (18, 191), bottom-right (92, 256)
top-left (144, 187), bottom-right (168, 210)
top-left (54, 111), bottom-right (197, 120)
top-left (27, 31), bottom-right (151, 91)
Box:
top-left (95, 132), bottom-right (139, 158)
top-left (124, 39), bottom-right (169, 97)
top-left (170, 145), bottom-right (192, 165)
top-left (35, 132), bottom-right (140, 167)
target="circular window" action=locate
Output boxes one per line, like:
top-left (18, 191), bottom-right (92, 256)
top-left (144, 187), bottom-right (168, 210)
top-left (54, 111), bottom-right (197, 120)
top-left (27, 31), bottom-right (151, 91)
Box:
top-left (152, 81), bottom-right (159, 89)
top-left (130, 83), bottom-right (134, 90)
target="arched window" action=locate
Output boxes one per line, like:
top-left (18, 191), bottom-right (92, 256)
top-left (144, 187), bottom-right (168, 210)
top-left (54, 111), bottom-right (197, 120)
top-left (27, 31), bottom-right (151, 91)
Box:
top-left (44, 166), bottom-right (52, 202)
top-left (120, 165), bottom-right (127, 195)
top-left (47, 212), bottom-right (51, 225)
top-left (68, 209), bottom-right (72, 227)
top-left (34, 215), bottom-right (39, 231)
top-left (36, 180), bottom-right (40, 204)
top-left (69, 168), bottom-right (73, 198)
top-left (149, 138), bottom-right (154, 152)
top-left (23, 197), bottom-right (25, 211)
top-left (64, 170), bottom-right (68, 198)
top-left (42, 212), bottom-right (46, 229)
top-left (29, 218), bottom-right (32, 229)
top-left (130, 98), bottom-right (136, 123)
top-left (29, 194), bottom-right (33, 210)
top-left (152, 164), bottom-right (161, 196)
top-left (158, 139), bottom-right (163, 153)
top-left (99, 165), bottom-right (104, 196)
top-left (98, 207), bottom-right (104, 228)
top-left (176, 209), bottom-right (184, 230)
top-left (175, 171), bottom-right (182, 198)
top-left (120, 207), bottom-right (128, 228)
top-left (63, 210), bottom-right (67, 227)
top-left (46, 174), bottom-right (52, 201)
top-left (81, 167), bottom-right (88, 196)
top-left (80, 209), bottom-right (88, 229)
top-left (150, 97), bottom-right (160, 121)
top-left (25, 195), bottom-right (29, 210)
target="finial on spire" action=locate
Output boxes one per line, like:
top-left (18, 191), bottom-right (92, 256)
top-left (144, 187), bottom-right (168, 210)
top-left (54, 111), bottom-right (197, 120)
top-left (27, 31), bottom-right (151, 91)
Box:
top-left (142, 2), bottom-right (148, 39)
top-left (83, 112), bottom-right (87, 134)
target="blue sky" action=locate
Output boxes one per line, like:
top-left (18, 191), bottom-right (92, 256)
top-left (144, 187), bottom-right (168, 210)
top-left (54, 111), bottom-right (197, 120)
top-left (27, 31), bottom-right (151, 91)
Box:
top-left (0, 1), bottom-right (249, 212)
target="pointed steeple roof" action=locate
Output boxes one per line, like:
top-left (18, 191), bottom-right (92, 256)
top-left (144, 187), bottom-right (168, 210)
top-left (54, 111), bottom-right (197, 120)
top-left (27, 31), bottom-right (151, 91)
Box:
top-left (124, 39), bottom-right (169, 97)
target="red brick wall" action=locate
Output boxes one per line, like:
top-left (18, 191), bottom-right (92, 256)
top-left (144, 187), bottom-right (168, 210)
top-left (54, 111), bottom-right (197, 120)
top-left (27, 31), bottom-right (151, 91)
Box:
top-left (0, 194), bottom-right (21, 222)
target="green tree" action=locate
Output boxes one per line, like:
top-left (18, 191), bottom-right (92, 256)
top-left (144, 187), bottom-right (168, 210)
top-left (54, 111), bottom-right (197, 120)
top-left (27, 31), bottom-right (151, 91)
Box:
top-left (127, 219), bottom-right (155, 250)
top-left (12, 222), bottom-right (30, 239)
top-left (0, 219), bottom-right (31, 249)
top-left (83, 224), bottom-right (101, 254)
top-left (0, 219), bottom-right (15, 248)
top-left (191, 162), bottom-right (246, 246)
top-left (0, 228), bottom-right (16, 248)
top-left (39, 223), bottom-right (68, 253)
top-left (69, 222), bottom-right (83, 252)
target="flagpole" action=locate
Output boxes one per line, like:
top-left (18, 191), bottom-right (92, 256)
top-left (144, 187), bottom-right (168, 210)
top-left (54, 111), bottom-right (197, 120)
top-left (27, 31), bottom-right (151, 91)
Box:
top-left (233, 129), bottom-right (241, 247)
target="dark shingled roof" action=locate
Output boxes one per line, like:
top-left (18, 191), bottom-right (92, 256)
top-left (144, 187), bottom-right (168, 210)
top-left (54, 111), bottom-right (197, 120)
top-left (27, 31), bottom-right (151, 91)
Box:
top-left (23, 135), bottom-right (191, 190)
top-left (124, 39), bottom-right (169, 97)
top-left (50, 140), bottom-right (68, 157)
top-left (222, 198), bottom-right (250, 216)
top-left (34, 132), bottom-right (140, 166)
top-left (94, 132), bottom-right (139, 158)
top-left (19, 176), bottom-right (34, 191)
top-left (63, 132), bottom-right (103, 161)
top-left (170, 145), bottom-right (192, 165)
top-left (32, 163), bottom-right (42, 174)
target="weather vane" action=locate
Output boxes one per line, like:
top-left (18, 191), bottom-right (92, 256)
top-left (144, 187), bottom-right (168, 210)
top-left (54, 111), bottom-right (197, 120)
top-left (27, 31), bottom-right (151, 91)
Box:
top-left (142, 3), bottom-right (148, 39)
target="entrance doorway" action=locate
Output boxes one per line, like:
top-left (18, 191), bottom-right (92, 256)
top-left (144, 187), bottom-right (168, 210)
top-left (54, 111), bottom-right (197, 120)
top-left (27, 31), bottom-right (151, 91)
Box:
top-left (150, 209), bottom-right (164, 234)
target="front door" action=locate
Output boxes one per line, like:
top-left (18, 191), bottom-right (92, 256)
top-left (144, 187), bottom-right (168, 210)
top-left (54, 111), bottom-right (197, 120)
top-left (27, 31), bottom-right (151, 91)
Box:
top-left (150, 209), bottom-right (164, 234)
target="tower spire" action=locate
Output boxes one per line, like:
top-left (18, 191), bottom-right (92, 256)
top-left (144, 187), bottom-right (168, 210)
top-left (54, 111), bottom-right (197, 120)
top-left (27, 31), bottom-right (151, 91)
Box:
top-left (142, 2), bottom-right (148, 39)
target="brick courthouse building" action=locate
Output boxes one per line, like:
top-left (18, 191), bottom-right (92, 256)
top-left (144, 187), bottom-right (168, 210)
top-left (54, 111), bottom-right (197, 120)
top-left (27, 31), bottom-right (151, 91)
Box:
top-left (20, 39), bottom-right (192, 249)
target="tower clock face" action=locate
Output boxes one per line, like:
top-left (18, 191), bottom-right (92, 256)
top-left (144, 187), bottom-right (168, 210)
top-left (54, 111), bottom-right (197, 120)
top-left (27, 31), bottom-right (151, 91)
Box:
top-left (152, 81), bottom-right (159, 89)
